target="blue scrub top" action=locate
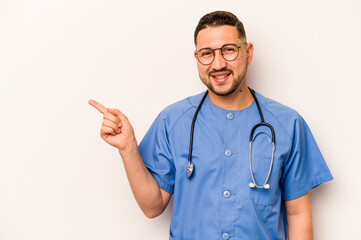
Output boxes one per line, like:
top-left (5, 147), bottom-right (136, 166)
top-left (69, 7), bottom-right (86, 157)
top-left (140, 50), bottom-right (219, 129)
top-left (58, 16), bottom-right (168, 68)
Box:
top-left (139, 91), bottom-right (333, 240)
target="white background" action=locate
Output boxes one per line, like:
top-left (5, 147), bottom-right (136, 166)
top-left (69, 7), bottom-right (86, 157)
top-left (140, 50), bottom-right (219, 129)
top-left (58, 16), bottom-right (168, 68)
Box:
top-left (0, 0), bottom-right (360, 239)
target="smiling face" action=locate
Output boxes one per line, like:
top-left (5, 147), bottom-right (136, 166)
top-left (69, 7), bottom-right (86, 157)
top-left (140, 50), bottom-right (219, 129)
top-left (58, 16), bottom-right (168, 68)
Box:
top-left (195, 25), bottom-right (253, 97)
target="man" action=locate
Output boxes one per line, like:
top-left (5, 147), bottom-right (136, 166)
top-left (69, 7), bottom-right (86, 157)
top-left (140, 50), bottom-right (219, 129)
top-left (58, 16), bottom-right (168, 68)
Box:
top-left (89, 11), bottom-right (332, 240)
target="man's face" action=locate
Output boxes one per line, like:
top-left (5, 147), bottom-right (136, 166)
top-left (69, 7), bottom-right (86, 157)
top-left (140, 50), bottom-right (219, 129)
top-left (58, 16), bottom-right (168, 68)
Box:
top-left (195, 25), bottom-right (253, 96)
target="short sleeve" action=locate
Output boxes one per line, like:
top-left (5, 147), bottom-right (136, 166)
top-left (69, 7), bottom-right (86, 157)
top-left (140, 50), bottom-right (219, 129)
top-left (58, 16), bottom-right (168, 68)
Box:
top-left (138, 112), bottom-right (175, 194)
top-left (281, 116), bottom-right (333, 200)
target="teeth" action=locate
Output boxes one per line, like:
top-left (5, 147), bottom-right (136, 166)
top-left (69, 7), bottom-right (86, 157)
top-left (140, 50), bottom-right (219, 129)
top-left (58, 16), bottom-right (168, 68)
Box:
top-left (214, 74), bottom-right (228, 79)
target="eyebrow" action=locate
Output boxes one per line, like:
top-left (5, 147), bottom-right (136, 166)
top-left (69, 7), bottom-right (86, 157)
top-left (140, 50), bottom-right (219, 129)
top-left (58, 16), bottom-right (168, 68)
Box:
top-left (196, 43), bottom-right (238, 51)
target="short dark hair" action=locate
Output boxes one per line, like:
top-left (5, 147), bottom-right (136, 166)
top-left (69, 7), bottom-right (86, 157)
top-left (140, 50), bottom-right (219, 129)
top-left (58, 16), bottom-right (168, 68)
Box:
top-left (194, 11), bottom-right (247, 45)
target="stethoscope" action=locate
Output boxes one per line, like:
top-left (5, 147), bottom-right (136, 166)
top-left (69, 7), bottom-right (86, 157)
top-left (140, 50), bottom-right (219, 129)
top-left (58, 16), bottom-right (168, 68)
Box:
top-left (186, 88), bottom-right (276, 190)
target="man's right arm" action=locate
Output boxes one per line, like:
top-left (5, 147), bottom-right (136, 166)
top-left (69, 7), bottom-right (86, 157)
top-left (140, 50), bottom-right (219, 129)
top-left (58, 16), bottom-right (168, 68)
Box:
top-left (118, 140), bottom-right (171, 218)
top-left (88, 100), bottom-right (171, 218)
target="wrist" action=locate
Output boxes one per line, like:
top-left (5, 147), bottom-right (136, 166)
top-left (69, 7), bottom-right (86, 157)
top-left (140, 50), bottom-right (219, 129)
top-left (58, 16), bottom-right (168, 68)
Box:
top-left (118, 138), bottom-right (138, 156)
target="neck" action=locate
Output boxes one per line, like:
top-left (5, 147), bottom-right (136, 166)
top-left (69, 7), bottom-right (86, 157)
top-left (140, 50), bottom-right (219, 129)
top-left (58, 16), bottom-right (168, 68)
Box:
top-left (208, 81), bottom-right (254, 111)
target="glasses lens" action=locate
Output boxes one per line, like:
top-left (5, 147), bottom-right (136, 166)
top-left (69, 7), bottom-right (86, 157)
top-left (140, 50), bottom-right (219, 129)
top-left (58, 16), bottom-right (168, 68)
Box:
top-left (221, 44), bottom-right (239, 61)
top-left (197, 48), bottom-right (213, 65)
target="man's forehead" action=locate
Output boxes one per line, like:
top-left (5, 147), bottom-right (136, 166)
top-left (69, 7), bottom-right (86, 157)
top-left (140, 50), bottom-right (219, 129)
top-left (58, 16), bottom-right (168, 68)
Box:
top-left (196, 25), bottom-right (242, 49)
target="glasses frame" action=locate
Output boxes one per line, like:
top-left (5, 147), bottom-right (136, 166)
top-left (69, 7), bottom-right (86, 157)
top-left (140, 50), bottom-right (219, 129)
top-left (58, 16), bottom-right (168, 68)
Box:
top-left (195, 42), bottom-right (248, 66)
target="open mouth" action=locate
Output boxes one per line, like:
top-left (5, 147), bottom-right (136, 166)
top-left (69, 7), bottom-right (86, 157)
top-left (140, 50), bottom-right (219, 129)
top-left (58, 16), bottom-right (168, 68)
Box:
top-left (210, 72), bottom-right (231, 84)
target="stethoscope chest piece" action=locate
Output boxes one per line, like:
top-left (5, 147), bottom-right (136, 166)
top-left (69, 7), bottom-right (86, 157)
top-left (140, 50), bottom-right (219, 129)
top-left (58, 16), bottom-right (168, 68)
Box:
top-left (187, 162), bottom-right (194, 178)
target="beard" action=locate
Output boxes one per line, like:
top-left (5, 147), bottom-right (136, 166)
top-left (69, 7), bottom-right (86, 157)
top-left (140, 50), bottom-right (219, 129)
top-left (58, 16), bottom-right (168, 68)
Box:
top-left (200, 64), bottom-right (248, 97)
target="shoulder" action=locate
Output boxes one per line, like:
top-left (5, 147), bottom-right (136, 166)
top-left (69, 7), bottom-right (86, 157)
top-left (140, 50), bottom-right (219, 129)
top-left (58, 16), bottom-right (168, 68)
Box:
top-left (254, 91), bottom-right (305, 138)
top-left (255, 91), bottom-right (300, 119)
top-left (157, 92), bottom-right (205, 132)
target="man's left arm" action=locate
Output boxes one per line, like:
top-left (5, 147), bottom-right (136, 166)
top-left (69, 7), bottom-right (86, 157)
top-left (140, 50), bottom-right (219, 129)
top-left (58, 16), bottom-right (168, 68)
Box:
top-left (285, 192), bottom-right (313, 240)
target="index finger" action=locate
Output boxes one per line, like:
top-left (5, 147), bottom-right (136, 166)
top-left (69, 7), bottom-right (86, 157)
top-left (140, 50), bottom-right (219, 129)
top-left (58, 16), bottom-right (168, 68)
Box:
top-left (88, 99), bottom-right (107, 114)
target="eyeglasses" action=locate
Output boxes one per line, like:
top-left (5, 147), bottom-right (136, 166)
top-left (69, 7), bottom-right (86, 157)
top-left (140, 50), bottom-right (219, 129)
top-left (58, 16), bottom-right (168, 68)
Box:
top-left (195, 42), bottom-right (247, 65)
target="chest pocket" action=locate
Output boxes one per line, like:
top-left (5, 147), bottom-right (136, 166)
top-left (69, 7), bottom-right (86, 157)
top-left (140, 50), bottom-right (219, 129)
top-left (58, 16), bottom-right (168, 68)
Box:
top-left (248, 131), bottom-right (280, 206)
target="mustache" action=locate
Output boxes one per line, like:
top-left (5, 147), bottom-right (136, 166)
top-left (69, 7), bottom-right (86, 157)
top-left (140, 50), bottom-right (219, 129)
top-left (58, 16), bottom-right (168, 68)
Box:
top-left (208, 68), bottom-right (233, 77)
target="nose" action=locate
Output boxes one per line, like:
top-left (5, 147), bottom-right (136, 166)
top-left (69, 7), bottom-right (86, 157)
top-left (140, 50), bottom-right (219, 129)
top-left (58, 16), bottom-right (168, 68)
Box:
top-left (211, 50), bottom-right (227, 70)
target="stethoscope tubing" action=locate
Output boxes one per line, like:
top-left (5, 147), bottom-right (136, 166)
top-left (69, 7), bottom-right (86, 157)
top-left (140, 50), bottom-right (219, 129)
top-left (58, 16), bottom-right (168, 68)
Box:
top-left (187, 91), bottom-right (208, 178)
top-left (187, 88), bottom-right (276, 190)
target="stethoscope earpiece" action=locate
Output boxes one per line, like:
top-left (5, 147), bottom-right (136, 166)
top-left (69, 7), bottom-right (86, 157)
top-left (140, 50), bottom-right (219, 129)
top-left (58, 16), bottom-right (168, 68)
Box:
top-left (249, 183), bottom-right (270, 189)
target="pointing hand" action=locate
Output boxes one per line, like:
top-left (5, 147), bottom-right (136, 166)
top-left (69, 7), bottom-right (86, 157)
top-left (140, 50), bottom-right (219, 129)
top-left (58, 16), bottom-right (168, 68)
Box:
top-left (88, 100), bottom-right (136, 151)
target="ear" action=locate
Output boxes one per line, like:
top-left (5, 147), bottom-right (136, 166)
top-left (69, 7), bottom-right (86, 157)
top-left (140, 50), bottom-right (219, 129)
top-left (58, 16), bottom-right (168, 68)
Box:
top-left (246, 43), bottom-right (254, 66)
top-left (194, 51), bottom-right (198, 60)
